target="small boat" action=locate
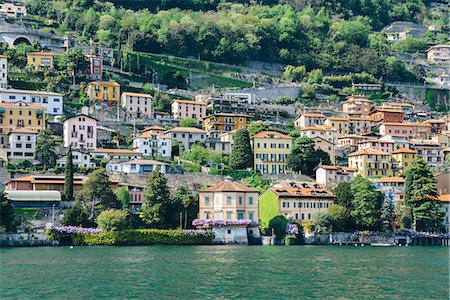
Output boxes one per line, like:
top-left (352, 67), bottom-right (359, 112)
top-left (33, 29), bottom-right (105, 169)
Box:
top-left (371, 243), bottom-right (394, 247)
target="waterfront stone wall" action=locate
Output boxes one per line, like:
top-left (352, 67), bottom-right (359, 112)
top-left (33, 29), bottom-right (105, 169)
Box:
top-left (212, 227), bottom-right (249, 244)
top-left (306, 232), bottom-right (415, 245)
top-left (0, 232), bottom-right (56, 247)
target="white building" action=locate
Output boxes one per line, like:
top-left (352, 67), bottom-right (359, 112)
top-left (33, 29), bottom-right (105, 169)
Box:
top-left (63, 114), bottom-right (97, 150)
top-left (0, 89), bottom-right (63, 115)
top-left (6, 128), bottom-right (37, 161)
top-left (89, 148), bottom-right (142, 160)
top-left (0, 55), bottom-right (8, 90)
top-left (165, 127), bottom-right (206, 151)
top-left (121, 92), bottom-right (153, 119)
top-left (316, 165), bottom-right (357, 187)
top-left (409, 139), bottom-right (444, 167)
top-left (133, 131), bottom-right (172, 159)
top-left (106, 159), bottom-right (169, 174)
top-left (294, 113), bottom-right (325, 128)
top-left (57, 150), bottom-right (94, 168)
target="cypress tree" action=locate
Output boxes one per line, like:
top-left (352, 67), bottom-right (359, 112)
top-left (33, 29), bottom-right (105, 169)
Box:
top-left (229, 128), bottom-right (253, 170)
top-left (0, 190), bottom-right (15, 231)
top-left (64, 146), bottom-right (74, 202)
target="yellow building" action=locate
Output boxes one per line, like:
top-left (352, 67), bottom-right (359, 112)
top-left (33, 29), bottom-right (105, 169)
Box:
top-left (325, 117), bottom-right (349, 136)
top-left (348, 147), bottom-right (397, 178)
top-left (26, 52), bottom-right (54, 71)
top-left (87, 81), bottom-right (120, 105)
top-left (203, 113), bottom-right (251, 137)
top-left (252, 131), bottom-right (292, 174)
top-left (391, 147), bottom-right (417, 175)
top-left (0, 101), bottom-right (45, 145)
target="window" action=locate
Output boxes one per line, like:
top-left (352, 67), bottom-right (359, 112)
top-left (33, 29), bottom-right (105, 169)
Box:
top-left (249, 212), bottom-right (254, 220)
top-left (249, 197), bottom-right (253, 205)
top-left (204, 197), bottom-right (210, 206)
top-left (204, 212), bottom-right (210, 219)
top-left (226, 211), bottom-right (232, 219)
top-left (237, 211), bottom-right (244, 219)
top-left (238, 196), bottom-right (242, 205)
top-left (226, 196), bottom-right (232, 205)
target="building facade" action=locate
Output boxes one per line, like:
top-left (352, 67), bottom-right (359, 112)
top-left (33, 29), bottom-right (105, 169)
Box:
top-left (427, 45), bottom-right (450, 64)
top-left (348, 148), bottom-right (397, 178)
top-left (0, 55), bottom-right (8, 89)
top-left (0, 2), bottom-right (26, 18)
top-left (252, 131), bottom-right (292, 174)
top-left (203, 113), bottom-right (251, 138)
top-left (86, 54), bottom-right (103, 80)
top-left (171, 99), bottom-right (207, 123)
top-left (121, 92), bottom-right (153, 119)
top-left (316, 165), bottom-right (357, 187)
top-left (63, 114), bottom-right (97, 150)
top-left (26, 52), bottom-right (54, 71)
top-left (199, 180), bottom-right (259, 221)
top-left (132, 131), bottom-right (172, 159)
top-left (6, 128), bottom-right (37, 161)
top-left (0, 89), bottom-right (63, 115)
top-left (165, 127), bottom-right (206, 151)
top-left (342, 95), bottom-right (371, 115)
top-left (391, 148), bottom-right (417, 175)
top-left (294, 113), bottom-right (325, 128)
top-left (87, 81), bottom-right (120, 105)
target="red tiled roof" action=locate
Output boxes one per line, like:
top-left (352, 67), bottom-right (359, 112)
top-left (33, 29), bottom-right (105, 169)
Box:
top-left (201, 181), bottom-right (257, 192)
top-left (391, 148), bottom-right (417, 154)
top-left (375, 177), bottom-right (405, 183)
top-left (348, 147), bottom-right (387, 156)
top-left (252, 131), bottom-right (292, 139)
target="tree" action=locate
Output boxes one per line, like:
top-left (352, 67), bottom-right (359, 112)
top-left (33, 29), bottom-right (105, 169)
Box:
top-left (116, 187), bottom-right (131, 211)
top-left (173, 184), bottom-right (198, 229)
top-left (247, 121), bottom-right (269, 137)
top-left (64, 146), bottom-right (74, 202)
top-left (182, 144), bottom-right (222, 165)
top-left (350, 175), bottom-right (384, 230)
top-left (404, 159), bottom-right (444, 232)
top-left (328, 204), bottom-right (351, 232)
top-left (36, 129), bottom-right (57, 170)
top-left (312, 212), bottom-right (333, 233)
top-left (286, 136), bottom-right (331, 176)
top-left (59, 47), bottom-right (89, 85)
top-left (96, 209), bottom-right (129, 231)
top-left (77, 169), bottom-right (120, 217)
top-left (60, 204), bottom-right (91, 227)
top-left (333, 182), bottom-right (354, 208)
top-left (179, 118), bottom-right (199, 127)
top-left (269, 215), bottom-right (288, 244)
top-left (0, 190), bottom-right (15, 231)
top-left (229, 128), bottom-right (253, 170)
top-left (283, 65), bottom-right (306, 82)
top-left (140, 168), bottom-right (172, 227)
top-left (246, 174), bottom-right (271, 193)
top-left (380, 197), bottom-right (394, 232)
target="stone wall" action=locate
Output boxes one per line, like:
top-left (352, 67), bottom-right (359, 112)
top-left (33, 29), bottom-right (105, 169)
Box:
top-left (0, 232), bottom-right (56, 247)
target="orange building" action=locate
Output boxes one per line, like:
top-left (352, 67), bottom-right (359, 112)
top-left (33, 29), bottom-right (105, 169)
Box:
top-left (370, 108), bottom-right (404, 126)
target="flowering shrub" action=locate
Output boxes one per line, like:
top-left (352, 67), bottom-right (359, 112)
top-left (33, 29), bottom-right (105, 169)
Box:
top-left (396, 229), bottom-right (449, 239)
top-left (285, 223), bottom-right (299, 235)
top-left (192, 219), bottom-right (258, 228)
top-left (182, 229), bottom-right (208, 236)
top-left (46, 223), bottom-right (102, 234)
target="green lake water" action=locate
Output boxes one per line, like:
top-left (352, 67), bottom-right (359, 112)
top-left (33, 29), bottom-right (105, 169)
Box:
top-left (1, 246), bottom-right (449, 299)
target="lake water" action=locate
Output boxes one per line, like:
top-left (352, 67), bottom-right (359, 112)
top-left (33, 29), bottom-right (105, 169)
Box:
top-left (1, 246), bottom-right (448, 299)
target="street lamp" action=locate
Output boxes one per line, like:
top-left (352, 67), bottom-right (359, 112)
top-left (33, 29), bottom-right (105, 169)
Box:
top-left (182, 200), bottom-right (190, 229)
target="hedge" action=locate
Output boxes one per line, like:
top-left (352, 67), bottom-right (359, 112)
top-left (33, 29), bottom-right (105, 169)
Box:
top-left (49, 229), bottom-right (214, 246)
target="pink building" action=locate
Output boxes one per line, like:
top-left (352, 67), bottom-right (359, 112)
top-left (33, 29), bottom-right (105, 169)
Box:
top-left (380, 122), bottom-right (432, 139)
top-left (358, 139), bottom-right (395, 153)
top-left (63, 114), bottom-right (97, 150)
top-left (87, 54), bottom-right (103, 80)
top-left (171, 99), bottom-right (207, 123)
top-left (198, 180), bottom-right (259, 221)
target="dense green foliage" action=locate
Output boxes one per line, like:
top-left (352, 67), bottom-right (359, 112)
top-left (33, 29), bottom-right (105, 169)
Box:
top-left (96, 209), bottom-right (129, 231)
top-left (269, 215), bottom-right (288, 243)
top-left (60, 204), bottom-right (92, 227)
top-left (179, 118), bottom-right (199, 128)
top-left (286, 136), bottom-right (330, 176)
top-left (140, 168), bottom-right (173, 227)
top-left (26, 0), bottom-right (436, 80)
top-left (116, 187), bottom-right (131, 211)
top-left (229, 128), bottom-right (253, 170)
top-left (77, 169), bottom-right (121, 214)
top-left (0, 190), bottom-right (15, 231)
top-left (246, 174), bottom-right (272, 193)
top-left (64, 146), bottom-right (74, 202)
top-left (404, 159), bottom-right (444, 232)
top-left (36, 129), bottom-right (57, 170)
top-left (182, 145), bottom-right (222, 165)
top-left (173, 184), bottom-right (199, 229)
top-left (47, 228), bottom-right (214, 245)
top-left (247, 122), bottom-right (269, 137)
top-left (311, 212), bottom-right (332, 233)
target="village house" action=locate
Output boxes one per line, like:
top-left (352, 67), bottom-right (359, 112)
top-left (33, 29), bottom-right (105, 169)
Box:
top-left (313, 136), bottom-right (336, 164)
top-left (436, 194), bottom-right (450, 233)
top-left (369, 107), bottom-right (405, 127)
top-left (432, 133), bottom-right (450, 149)
top-left (57, 150), bottom-right (94, 168)
top-left (165, 127), bottom-right (206, 151)
top-left (300, 126), bottom-right (337, 143)
top-left (0, 102), bottom-right (45, 146)
top-left (294, 113), bottom-right (325, 128)
top-left (198, 180), bottom-right (259, 221)
top-left (378, 135), bottom-right (410, 150)
top-left (141, 125), bottom-right (165, 134)
top-left (132, 131), bottom-right (172, 159)
top-left (252, 131), bottom-right (292, 174)
top-left (358, 139), bottom-right (395, 153)
top-left (423, 119), bottom-right (446, 134)
top-left (379, 102), bottom-right (414, 115)
top-left (316, 165), bottom-right (357, 187)
top-left (426, 45), bottom-right (450, 64)
top-left (342, 95), bottom-right (371, 115)
top-left (121, 92), bottom-right (153, 119)
top-left (87, 81), bottom-right (120, 105)
top-left (86, 54), bottom-right (103, 80)
top-left (5, 128), bottom-right (37, 161)
top-left (391, 147), bottom-right (417, 175)
top-left (106, 159), bottom-right (169, 174)
top-left (348, 148), bottom-right (398, 178)
top-left (203, 113), bottom-right (251, 138)
top-left (409, 139), bottom-right (444, 167)
top-left (26, 52), bottom-right (54, 71)
top-left (0, 89), bottom-right (63, 115)
top-left (0, 2), bottom-right (27, 18)
top-left (171, 99), bottom-right (207, 123)
top-left (63, 114), bottom-right (97, 150)
top-left (89, 148), bottom-right (142, 160)
top-left (259, 182), bottom-right (334, 228)
top-left (374, 177), bottom-right (405, 206)
top-left (324, 117), bottom-right (349, 136)
top-left (0, 55), bottom-right (8, 89)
